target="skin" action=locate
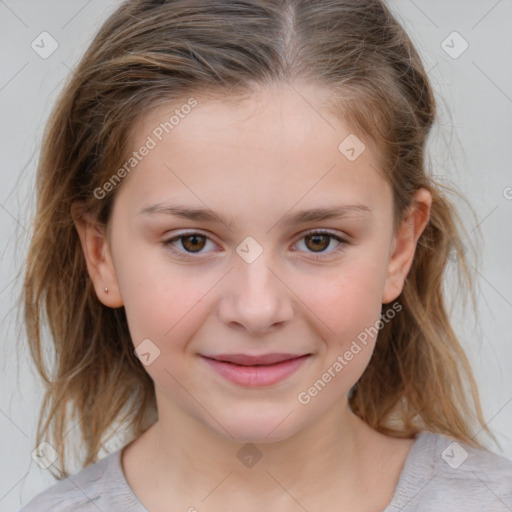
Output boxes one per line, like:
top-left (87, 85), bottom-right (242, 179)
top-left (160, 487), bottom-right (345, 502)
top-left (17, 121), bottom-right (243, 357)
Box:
top-left (74, 82), bottom-right (431, 512)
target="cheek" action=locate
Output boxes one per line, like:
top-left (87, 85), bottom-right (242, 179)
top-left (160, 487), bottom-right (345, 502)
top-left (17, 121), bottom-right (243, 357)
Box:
top-left (115, 252), bottom-right (216, 395)
top-left (114, 244), bottom-right (207, 350)
top-left (290, 257), bottom-right (387, 386)
top-left (298, 259), bottom-right (386, 337)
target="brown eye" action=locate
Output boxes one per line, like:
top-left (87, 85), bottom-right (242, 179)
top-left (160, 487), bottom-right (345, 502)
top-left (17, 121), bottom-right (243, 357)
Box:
top-left (163, 232), bottom-right (215, 255)
top-left (179, 234), bottom-right (207, 253)
top-left (294, 230), bottom-right (346, 257)
top-left (304, 233), bottom-right (330, 252)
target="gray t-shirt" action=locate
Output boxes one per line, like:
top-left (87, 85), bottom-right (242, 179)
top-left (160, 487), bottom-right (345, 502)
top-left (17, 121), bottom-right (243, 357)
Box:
top-left (17, 431), bottom-right (512, 511)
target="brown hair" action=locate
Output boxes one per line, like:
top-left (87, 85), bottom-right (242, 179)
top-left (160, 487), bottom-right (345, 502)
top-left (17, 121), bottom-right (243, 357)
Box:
top-left (22, 0), bottom-right (493, 479)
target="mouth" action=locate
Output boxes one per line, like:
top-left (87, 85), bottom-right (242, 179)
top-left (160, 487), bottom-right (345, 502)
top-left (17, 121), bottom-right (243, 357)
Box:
top-left (199, 353), bottom-right (312, 387)
top-left (202, 353), bottom-right (310, 366)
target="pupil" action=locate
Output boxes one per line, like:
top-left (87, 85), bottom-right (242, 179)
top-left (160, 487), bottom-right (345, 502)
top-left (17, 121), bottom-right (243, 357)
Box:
top-left (308, 234), bottom-right (328, 252)
top-left (183, 235), bottom-right (205, 252)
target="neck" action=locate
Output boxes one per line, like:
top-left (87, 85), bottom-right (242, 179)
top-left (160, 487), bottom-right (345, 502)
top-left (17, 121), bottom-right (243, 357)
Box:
top-left (128, 390), bottom-right (388, 511)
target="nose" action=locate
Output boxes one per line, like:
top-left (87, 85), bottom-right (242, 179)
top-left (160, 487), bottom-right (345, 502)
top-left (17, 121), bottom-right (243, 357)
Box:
top-left (217, 250), bottom-right (294, 335)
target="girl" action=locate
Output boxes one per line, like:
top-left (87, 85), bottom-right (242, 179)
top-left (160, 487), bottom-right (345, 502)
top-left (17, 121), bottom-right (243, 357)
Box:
top-left (18, 0), bottom-right (512, 511)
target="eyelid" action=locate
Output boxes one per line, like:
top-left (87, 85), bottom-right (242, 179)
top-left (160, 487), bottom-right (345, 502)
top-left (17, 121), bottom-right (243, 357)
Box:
top-left (162, 229), bottom-right (219, 257)
top-left (291, 228), bottom-right (347, 257)
top-left (162, 228), bottom-right (348, 257)
top-left (300, 228), bottom-right (347, 240)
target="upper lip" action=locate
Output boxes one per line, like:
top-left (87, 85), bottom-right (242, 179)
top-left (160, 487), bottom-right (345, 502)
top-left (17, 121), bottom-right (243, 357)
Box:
top-left (201, 353), bottom-right (309, 366)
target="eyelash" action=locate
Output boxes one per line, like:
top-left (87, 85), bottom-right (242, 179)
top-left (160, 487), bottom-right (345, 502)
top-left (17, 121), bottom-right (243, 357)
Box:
top-left (161, 229), bottom-right (348, 259)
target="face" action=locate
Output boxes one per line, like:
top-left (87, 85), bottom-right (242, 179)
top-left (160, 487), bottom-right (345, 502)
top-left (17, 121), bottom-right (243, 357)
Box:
top-left (79, 83), bottom-right (429, 443)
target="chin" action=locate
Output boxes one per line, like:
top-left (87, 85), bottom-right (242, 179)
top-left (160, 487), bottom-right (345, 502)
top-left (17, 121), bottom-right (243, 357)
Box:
top-left (207, 408), bottom-right (300, 445)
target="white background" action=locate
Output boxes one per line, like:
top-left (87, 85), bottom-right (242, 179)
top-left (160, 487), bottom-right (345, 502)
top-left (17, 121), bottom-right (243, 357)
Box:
top-left (1, 1), bottom-right (511, 510)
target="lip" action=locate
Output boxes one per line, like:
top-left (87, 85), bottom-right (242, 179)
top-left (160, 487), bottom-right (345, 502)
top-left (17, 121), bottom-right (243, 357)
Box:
top-left (203, 353), bottom-right (307, 365)
top-left (200, 353), bottom-right (311, 387)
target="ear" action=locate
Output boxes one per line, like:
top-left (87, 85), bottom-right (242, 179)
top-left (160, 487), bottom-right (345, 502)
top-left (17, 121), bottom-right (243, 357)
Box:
top-left (382, 188), bottom-right (432, 304)
top-left (71, 203), bottom-right (124, 308)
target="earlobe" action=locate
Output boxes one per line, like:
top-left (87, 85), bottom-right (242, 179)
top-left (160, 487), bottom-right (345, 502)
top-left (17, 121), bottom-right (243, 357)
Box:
top-left (382, 188), bottom-right (432, 304)
top-left (71, 203), bottom-right (124, 308)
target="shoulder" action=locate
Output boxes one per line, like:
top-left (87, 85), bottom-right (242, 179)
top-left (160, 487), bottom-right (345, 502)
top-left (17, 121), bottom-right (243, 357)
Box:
top-left (387, 431), bottom-right (512, 511)
top-left (17, 448), bottom-right (144, 512)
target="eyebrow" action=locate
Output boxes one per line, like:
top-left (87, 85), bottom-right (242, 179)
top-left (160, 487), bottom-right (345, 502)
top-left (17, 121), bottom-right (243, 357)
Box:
top-left (138, 202), bottom-right (371, 227)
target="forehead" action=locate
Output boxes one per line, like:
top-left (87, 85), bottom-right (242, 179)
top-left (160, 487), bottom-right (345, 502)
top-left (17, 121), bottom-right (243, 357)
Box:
top-left (117, 83), bottom-right (391, 219)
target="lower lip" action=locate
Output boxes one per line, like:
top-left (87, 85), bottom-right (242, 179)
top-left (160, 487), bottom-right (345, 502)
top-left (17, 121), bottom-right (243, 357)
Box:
top-left (200, 355), bottom-right (310, 387)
